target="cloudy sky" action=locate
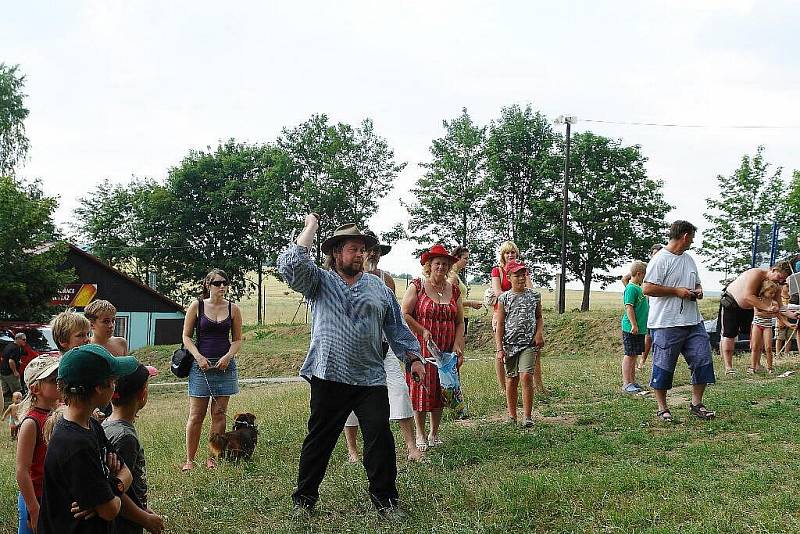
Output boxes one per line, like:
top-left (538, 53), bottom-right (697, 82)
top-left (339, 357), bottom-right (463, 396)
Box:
top-left (4, 1), bottom-right (799, 290)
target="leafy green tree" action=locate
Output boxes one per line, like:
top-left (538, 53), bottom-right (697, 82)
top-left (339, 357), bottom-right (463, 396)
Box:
top-left (555, 132), bottom-right (671, 311)
top-left (278, 114), bottom-right (405, 261)
top-left (0, 177), bottom-right (73, 320)
top-left (781, 170), bottom-right (800, 252)
top-left (701, 146), bottom-right (787, 280)
top-left (482, 104), bottom-right (563, 283)
top-left (405, 108), bottom-right (489, 256)
top-left (0, 64), bottom-right (30, 176)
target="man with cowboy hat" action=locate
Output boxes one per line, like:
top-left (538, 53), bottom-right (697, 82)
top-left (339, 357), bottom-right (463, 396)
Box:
top-left (278, 213), bottom-right (425, 518)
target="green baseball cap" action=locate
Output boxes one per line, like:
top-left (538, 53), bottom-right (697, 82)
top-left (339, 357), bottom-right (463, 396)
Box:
top-left (58, 344), bottom-right (139, 389)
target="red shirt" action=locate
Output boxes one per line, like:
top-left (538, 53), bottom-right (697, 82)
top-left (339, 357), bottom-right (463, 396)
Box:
top-left (22, 406), bottom-right (52, 497)
top-left (491, 266), bottom-right (512, 292)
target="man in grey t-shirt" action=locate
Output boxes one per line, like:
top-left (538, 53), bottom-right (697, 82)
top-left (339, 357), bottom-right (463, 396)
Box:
top-left (643, 220), bottom-right (715, 422)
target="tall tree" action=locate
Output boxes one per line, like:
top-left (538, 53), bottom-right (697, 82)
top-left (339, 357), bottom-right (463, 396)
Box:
top-left (701, 146), bottom-right (787, 280)
top-left (0, 64), bottom-right (30, 176)
top-left (278, 114), bottom-right (405, 261)
top-left (405, 108), bottom-right (489, 262)
top-left (482, 104), bottom-right (563, 283)
top-left (0, 177), bottom-right (73, 320)
top-left (552, 132), bottom-right (671, 311)
top-left (781, 169), bottom-right (800, 252)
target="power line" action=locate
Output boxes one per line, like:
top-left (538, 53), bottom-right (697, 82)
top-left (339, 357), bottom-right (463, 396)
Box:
top-left (581, 118), bottom-right (800, 130)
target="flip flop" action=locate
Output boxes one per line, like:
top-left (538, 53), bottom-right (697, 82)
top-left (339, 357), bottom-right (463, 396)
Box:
top-left (181, 461), bottom-right (195, 472)
top-left (206, 457), bottom-right (218, 469)
top-left (415, 438), bottom-right (428, 452)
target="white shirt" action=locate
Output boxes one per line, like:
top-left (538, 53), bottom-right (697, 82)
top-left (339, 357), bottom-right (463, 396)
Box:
top-left (644, 248), bottom-right (703, 328)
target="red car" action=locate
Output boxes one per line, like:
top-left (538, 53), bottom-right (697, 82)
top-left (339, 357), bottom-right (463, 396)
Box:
top-left (0, 322), bottom-right (61, 376)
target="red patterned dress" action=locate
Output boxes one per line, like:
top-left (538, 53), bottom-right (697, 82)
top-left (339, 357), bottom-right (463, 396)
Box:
top-left (405, 278), bottom-right (461, 411)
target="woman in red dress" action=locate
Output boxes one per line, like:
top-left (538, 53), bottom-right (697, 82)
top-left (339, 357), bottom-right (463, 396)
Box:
top-left (402, 244), bottom-right (465, 451)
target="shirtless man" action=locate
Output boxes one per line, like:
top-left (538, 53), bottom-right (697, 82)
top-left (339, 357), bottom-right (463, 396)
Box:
top-left (719, 261), bottom-right (793, 373)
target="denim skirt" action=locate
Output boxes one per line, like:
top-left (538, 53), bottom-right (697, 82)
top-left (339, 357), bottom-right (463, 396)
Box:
top-left (187, 358), bottom-right (240, 397)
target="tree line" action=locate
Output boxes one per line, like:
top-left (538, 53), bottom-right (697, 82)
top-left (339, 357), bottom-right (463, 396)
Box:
top-left (3, 62), bottom-right (800, 319)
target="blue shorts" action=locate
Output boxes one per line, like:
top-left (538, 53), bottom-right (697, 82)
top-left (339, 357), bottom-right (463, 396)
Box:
top-left (650, 323), bottom-right (715, 390)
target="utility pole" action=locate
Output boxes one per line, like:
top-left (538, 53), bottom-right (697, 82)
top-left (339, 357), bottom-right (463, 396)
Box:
top-left (554, 115), bottom-right (578, 314)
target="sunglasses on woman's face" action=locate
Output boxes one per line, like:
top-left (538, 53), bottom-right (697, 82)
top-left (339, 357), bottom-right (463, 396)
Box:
top-left (210, 280), bottom-right (229, 287)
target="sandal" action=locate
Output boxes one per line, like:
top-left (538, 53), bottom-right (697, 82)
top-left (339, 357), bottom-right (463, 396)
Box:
top-left (206, 457), bottom-right (218, 469)
top-left (415, 438), bottom-right (428, 453)
top-left (689, 403), bottom-right (715, 420)
top-left (725, 368), bottom-right (736, 375)
top-left (181, 461), bottom-right (195, 472)
top-left (427, 434), bottom-right (443, 447)
top-left (656, 409), bottom-right (673, 422)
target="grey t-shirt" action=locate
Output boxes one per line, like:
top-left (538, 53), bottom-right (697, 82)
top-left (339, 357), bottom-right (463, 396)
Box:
top-left (102, 419), bottom-right (147, 534)
top-left (498, 288), bottom-right (541, 349)
top-left (644, 248), bottom-right (703, 328)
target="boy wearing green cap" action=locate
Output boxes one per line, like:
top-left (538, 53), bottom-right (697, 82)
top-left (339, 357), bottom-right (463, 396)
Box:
top-left (38, 344), bottom-right (139, 533)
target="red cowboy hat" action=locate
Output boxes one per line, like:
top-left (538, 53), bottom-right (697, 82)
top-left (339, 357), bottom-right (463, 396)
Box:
top-left (420, 244), bottom-right (459, 266)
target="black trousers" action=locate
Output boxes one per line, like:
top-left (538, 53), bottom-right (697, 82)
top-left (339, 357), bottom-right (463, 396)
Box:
top-left (292, 376), bottom-right (399, 509)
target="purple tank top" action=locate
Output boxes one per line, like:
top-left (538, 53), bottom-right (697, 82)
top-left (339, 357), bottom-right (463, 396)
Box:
top-left (197, 300), bottom-right (232, 362)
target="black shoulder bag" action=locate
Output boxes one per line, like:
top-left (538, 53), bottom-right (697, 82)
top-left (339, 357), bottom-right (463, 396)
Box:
top-left (171, 299), bottom-right (200, 378)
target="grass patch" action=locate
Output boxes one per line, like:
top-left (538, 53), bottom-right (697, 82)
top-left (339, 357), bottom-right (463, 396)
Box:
top-left (6, 300), bottom-right (800, 532)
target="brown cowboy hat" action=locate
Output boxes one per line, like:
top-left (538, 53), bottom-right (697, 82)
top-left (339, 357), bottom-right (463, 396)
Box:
top-left (420, 244), bottom-right (459, 266)
top-left (363, 230), bottom-right (392, 255)
top-left (321, 223), bottom-right (378, 255)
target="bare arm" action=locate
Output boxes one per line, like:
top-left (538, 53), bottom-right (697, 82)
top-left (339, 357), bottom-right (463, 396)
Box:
top-left (494, 301), bottom-right (506, 361)
top-left (15, 419), bottom-right (39, 531)
top-left (625, 304), bottom-right (639, 335)
top-left (401, 283), bottom-right (430, 344)
top-left (491, 275), bottom-right (503, 295)
top-left (120, 493), bottom-right (164, 534)
top-left (217, 304), bottom-right (243, 371)
top-left (182, 300), bottom-right (209, 370)
top-left (452, 293), bottom-right (466, 368)
top-left (534, 300), bottom-right (544, 348)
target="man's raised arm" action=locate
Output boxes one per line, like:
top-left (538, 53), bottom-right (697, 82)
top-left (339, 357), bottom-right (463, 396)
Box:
top-left (277, 213), bottom-right (322, 299)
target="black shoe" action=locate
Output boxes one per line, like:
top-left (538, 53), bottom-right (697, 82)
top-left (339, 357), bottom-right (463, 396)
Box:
top-left (291, 501), bottom-right (315, 519)
top-left (376, 504), bottom-right (408, 521)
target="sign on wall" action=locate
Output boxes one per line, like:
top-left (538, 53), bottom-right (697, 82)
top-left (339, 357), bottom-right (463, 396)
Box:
top-left (51, 284), bottom-right (98, 307)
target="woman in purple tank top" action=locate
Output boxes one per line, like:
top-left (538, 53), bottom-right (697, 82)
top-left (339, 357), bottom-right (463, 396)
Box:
top-left (181, 269), bottom-right (243, 471)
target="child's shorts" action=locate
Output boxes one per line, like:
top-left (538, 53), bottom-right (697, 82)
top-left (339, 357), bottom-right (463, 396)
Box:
top-left (504, 347), bottom-right (538, 378)
top-left (622, 331), bottom-right (645, 356)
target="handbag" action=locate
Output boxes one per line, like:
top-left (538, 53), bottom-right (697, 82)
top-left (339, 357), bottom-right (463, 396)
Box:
top-left (170, 346), bottom-right (193, 378)
top-left (170, 298), bottom-right (201, 378)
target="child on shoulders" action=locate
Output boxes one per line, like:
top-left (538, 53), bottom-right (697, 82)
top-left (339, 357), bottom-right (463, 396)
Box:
top-left (494, 260), bottom-right (543, 428)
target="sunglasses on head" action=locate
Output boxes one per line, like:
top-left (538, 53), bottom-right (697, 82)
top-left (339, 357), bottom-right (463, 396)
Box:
top-left (210, 280), bottom-right (229, 287)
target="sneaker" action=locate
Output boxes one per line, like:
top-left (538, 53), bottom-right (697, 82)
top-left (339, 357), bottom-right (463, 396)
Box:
top-left (522, 417), bottom-right (534, 428)
top-left (376, 503), bottom-right (409, 520)
top-left (632, 382), bottom-right (646, 391)
top-left (291, 503), bottom-right (315, 519)
top-left (623, 383), bottom-right (642, 393)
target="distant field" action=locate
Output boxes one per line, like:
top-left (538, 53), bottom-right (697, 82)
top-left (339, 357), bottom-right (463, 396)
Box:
top-left (236, 274), bottom-right (640, 325)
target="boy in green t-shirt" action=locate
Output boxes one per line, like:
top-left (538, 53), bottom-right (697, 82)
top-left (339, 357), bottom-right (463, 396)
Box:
top-left (621, 261), bottom-right (649, 393)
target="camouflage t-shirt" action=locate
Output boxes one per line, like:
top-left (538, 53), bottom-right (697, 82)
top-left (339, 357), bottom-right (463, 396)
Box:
top-left (498, 288), bottom-right (541, 349)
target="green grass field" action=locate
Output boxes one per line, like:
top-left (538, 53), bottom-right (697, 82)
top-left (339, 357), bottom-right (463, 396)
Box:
top-left (5, 296), bottom-right (800, 533)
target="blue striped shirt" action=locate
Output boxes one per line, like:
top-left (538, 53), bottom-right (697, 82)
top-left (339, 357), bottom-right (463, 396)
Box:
top-left (277, 244), bottom-right (421, 386)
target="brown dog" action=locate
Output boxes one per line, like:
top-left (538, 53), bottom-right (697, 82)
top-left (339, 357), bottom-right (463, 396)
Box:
top-left (208, 412), bottom-right (258, 462)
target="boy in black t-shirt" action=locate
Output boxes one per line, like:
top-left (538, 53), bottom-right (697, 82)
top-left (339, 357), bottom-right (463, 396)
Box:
top-left (38, 344), bottom-right (139, 534)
